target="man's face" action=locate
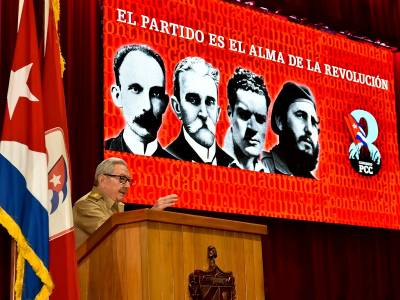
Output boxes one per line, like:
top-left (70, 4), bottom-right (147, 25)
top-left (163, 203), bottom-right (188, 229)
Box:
top-left (177, 70), bottom-right (220, 148)
top-left (285, 99), bottom-right (319, 156)
top-left (99, 164), bottom-right (131, 202)
top-left (230, 89), bottom-right (267, 159)
top-left (112, 51), bottom-right (167, 143)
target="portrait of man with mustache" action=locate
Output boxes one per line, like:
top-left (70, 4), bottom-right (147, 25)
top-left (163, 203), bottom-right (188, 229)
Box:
top-left (105, 44), bottom-right (175, 159)
top-left (223, 67), bottom-right (271, 171)
top-left (166, 57), bottom-right (234, 166)
top-left (262, 81), bottom-right (320, 178)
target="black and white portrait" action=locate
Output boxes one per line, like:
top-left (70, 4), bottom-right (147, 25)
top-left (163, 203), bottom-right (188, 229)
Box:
top-left (263, 81), bottom-right (320, 178)
top-left (223, 67), bottom-right (271, 171)
top-left (166, 57), bottom-right (234, 166)
top-left (105, 44), bottom-right (174, 159)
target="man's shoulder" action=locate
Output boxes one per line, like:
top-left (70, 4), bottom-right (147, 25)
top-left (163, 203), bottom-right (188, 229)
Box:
top-left (261, 150), bottom-right (273, 161)
top-left (261, 147), bottom-right (293, 176)
top-left (104, 130), bottom-right (128, 152)
top-left (165, 132), bottom-right (190, 160)
top-left (74, 190), bottom-right (104, 209)
top-left (261, 150), bottom-right (275, 171)
top-left (215, 146), bottom-right (235, 167)
top-left (166, 132), bottom-right (185, 150)
top-left (106, 130), bottom-right (175, 159)
top-left (154, 144), bottom-right (178, 159)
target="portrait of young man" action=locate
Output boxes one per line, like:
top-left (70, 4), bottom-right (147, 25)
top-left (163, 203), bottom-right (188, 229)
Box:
top-left (262, 81), bottom-right (320, 178)
top-left (105, 44), bottom-right (175, 159)
top-left (223, 67), bottom-right (271, 171)
top-left (166, 57), bottom-right (234, 166)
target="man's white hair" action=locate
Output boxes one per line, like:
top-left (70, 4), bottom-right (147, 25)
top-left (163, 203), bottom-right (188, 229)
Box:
top-left (94, 157), bottom-right (127, 186)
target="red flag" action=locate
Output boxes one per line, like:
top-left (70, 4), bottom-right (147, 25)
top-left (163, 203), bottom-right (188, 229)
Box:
top-left (42, 1), bottom-right (79, 299)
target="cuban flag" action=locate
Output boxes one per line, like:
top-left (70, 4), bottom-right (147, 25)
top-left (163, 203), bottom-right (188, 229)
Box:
top-left (0, 0), bottom-right (79, 299)
top-left (0, 0), bottom-right (53, 298)
top-left (43, 0), bottom-right (79, 298)
top-left (344, 113), bottom-right (368, 147)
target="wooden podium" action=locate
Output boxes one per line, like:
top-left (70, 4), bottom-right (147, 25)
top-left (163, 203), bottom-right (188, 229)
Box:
top-left (77, 209), bottom-right (267, 299)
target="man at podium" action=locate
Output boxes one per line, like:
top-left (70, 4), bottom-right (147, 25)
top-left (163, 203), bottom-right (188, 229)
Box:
top-left (73, 157), bottom-right (178, 247)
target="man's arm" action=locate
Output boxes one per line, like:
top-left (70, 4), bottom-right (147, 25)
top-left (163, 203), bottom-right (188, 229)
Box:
top-left (73, 200), bottom-right (112, 235)
top-left (151, 194), bottom-right (179, 211)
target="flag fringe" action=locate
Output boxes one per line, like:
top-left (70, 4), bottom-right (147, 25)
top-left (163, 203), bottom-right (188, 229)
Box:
top-left (51, 0), bottom-right (60, 27)
top-left (0, 208), bottom-right (54, 300)
top-left (48, 0), bottom-right (65, 75)
top-left (15, 250), bottom-right (25, 300)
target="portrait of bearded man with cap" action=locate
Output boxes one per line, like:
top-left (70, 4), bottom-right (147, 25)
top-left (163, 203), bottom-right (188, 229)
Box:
top-left (262, 81), bottom-right (320, 178)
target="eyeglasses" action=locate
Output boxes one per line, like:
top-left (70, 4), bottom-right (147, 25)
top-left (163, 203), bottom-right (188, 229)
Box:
top-left (103, 174), bottom-right (133, 185)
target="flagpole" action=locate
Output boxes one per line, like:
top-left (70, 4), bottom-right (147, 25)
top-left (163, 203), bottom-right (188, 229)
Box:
top-left (9, 240), bottom-right (16, 300)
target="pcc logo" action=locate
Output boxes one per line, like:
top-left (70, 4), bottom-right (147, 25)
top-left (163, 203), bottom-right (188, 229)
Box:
top-left (345, 109), bottom-right (381, 176)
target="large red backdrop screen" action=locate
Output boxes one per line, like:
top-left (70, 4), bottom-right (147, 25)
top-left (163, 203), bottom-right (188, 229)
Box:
top-left (103, 0), bottom-right (400, 229)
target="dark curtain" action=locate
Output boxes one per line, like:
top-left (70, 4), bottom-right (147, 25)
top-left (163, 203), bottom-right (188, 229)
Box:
top-left (262, 219), bottom-right (400, 300)
top-left (60, 0), bottom-right (104, 201)
top-left (1, 0), bottom-right (400, 299)
top-left (254, 0), bottom-right (400, 48)
top-left (0, 1), bottom-right (18, 298)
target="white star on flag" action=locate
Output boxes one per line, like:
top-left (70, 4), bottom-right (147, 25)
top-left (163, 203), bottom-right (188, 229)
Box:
top-left (7, 62), bottom-right (39, 119)
top-left (49, 174), bottom-right (61, 188)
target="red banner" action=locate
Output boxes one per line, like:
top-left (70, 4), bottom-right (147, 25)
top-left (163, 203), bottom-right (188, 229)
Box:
top-left (103, 0), bottom-right (400, 229)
